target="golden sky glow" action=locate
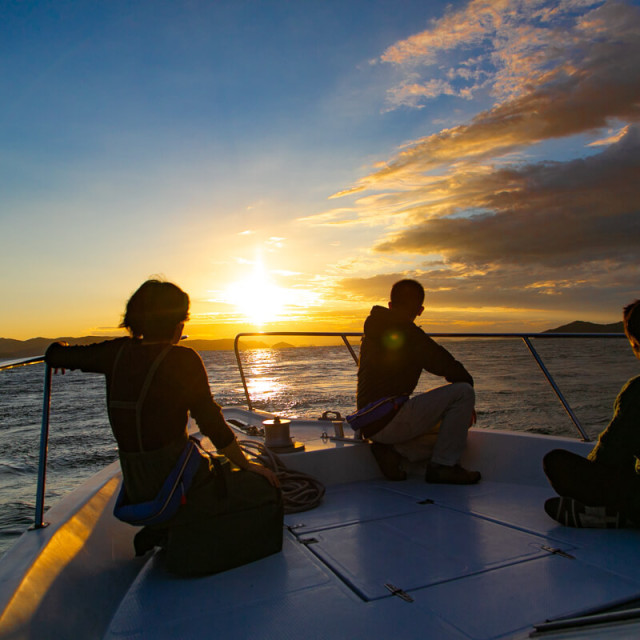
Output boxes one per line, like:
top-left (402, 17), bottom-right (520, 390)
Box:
top-left (2, 1), bottom-right (639, 343)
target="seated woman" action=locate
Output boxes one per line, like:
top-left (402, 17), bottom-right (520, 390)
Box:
top-left (543, 299), bottom-right (640, 528)
top-left (45, 279), bottom-right (282, 574)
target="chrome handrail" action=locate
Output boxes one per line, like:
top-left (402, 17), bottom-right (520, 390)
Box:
top-left (234, 331), bottom-right (628, 442)
top-left (0, 355), bottom-right (44, 371)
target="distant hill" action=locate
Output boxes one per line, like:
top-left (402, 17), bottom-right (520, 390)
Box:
top-left (545, 321), bottom-right (624, 334)
top-left (2, 323), bottom-right (626, 360)
top-left (0, 336), bottom-right (106, 360)
top-left (0, 336), bottom-right (276, 360)
top-left (272, 342), bottom-right (295, 349)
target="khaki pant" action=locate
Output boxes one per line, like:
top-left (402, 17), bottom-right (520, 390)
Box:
top-left (371, 382), bottom-right (475, 465)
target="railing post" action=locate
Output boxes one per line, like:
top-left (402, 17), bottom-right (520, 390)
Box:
top-left (521, 337), bottom-right (591, 442)
top-left (233, 335), bottom-right (254, 412)
top-left (341, 335), bottom-right (359, 366)
top-left (32, 363), bottom-right (52, 529)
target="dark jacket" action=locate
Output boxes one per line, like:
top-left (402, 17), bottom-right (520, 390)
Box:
top-left (357, 306), bottom-right (473, 411)
top-left (589, 375), bottom-right (640, 471)
top-left (45, 338), bottom-right (235, 503)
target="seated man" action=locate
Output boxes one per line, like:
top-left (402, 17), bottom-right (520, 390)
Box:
top-left (356, 279), bottom-right (479, 484)
top-left (544, 299), bottom-right (640, 528)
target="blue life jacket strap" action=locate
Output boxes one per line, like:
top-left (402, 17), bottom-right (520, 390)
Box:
top-left (114, 436), bottom-right (206, 527)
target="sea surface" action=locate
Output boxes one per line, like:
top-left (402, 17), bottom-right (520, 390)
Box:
top-left (1, 337), bottom-right (638, 558)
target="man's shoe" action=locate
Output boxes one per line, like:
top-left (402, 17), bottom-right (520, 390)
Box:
top-left (544, 496), bottom-right (626, 528)
top-left (425, 462), bottom-right (481, 485)
top-left (370, 442), bottom-right (407, 481)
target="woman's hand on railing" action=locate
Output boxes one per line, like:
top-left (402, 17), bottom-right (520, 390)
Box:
top-left (46, 341), bottom-right (69, 375)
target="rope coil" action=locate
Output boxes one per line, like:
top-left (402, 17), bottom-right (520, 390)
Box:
top-left (239, 440), bottom-right (325, 514)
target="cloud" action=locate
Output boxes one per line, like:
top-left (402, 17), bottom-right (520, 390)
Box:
top-left (380, 0), bottom-right (509, 66)
top-left (384, 76), bottom-right (474, 111)
top-left (335, 259), bottom-right (639, 320)
top-left (377, 126), bottom-right (640, 267)
top-left (379, 0), bottom-right (625, 108)
top-left (311, 1), bottom-right (640, 323)
top-left (329, 1), bottom-right (630, 196)
top-left (360, 3), bottom-right (640, 189)
top-left (320, 0), bottom-right (640, 258)
top-left (588, 125), bottom-right (630, 146)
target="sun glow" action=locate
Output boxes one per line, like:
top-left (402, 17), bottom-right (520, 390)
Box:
top-left (222, 260), bottom-right (315, 326)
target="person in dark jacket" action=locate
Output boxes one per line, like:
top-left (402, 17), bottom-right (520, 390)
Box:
top-left (357, 279), bottom-right (479, 484)
top-left (543, 299), bottom-right (640, 528)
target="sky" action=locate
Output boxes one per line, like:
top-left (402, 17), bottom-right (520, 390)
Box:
top-left (2, 0), bottom-right (640, 341)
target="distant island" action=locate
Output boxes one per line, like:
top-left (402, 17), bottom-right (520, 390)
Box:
top-left (0, 322), bottom-right (624, 360)
top-left (182, 339), bottom-right (295, 351)
top-left (544, 320), bottom-right (624, 334)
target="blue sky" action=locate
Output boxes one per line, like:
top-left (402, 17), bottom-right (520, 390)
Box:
top-left (2, 0), bottom-right (639, 339)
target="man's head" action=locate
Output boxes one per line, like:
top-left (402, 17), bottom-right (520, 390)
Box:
top-left (623, 299), bottom-right (640, 359)
top-left (389, 279), bottom-right (425, 320)
top-left (122, 279), bottom-right (190, 341)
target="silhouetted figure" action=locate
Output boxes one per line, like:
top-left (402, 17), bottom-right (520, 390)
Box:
top-left (45, 279), bottom-right (282, 574)
top-left (544, 299), bottom-right (640, 528)
top-left (355, 279), bottom-right (480, 484)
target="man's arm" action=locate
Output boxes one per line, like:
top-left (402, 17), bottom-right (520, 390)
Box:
top-left (418, 330), bottom-right (474, 386)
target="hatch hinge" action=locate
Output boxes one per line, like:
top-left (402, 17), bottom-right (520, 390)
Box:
top-left (384, 583), bottom-right (414, 603)
top-left (299, 537), bottom-right (319, 545)
top-left (541, 545), bottom-right (575, 559)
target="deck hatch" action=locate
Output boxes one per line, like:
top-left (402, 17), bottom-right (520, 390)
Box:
top-left (293, 504), bottom-right (573, 601)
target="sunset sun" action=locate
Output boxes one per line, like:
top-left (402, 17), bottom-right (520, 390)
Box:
top-left (224, 263), bottom-right (294, 326)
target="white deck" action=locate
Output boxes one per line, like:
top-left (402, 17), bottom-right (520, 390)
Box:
top-left (104, 480), bottom-right (640, 640)
top-left (2, 411), bottom-right (640, 639)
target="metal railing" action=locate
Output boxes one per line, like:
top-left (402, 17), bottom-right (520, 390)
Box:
top-left (0, 356), bottom-right (50, 529)
top-left (0, 331), bottom-right (627, 530)
top-left (234, 331), bottom-right (628, 442)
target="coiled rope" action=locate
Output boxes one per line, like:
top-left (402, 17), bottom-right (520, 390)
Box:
top-left (240, 440), bottom-right (325, 513)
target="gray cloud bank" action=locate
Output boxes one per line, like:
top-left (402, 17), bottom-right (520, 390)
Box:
top-left (378, 126), bottom-right (640, 268)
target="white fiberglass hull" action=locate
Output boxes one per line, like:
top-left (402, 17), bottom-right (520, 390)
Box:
top-left (2, 410), bottom-right (640, 640)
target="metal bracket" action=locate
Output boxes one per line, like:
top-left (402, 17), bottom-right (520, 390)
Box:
top-left (385, 583), bottom-right (414, 602)
top-left (541, 545), bottom-right (575, 559)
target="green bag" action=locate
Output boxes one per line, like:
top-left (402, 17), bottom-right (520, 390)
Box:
top-left (164, 464), bottom-right (284, 577)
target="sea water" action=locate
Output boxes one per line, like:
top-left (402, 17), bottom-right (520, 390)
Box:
top-left (1, 338), bottom-right (638, 557)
